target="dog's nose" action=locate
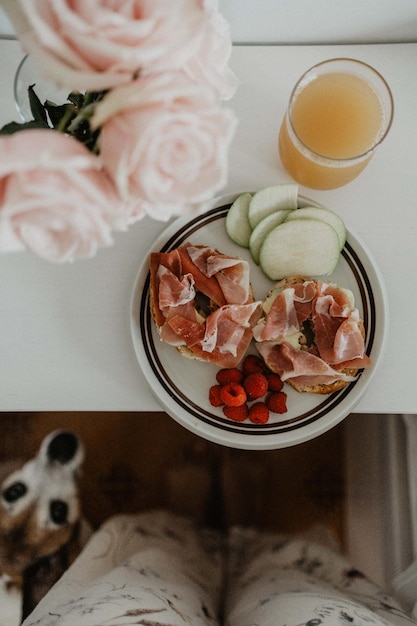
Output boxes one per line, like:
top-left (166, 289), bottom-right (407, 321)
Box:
top-left (46, 431), bottom-right (80, 465)
top-left (2, 480), bottom-right (27, 503)
top-left (50, 499), bottom-right (69, 525)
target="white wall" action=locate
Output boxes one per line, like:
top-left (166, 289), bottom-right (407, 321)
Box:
top-left (219, 0), bottom-right (417, 44)
top-left (1, 2), bottom-right (417, 42)
top-left (0, 8), bottom-right (12, 37)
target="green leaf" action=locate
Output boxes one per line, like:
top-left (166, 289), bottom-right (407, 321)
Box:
top-left (0, 120), bottom-right (50, 135)
top-left (71, 119), bottom-right (100, 153)
top-left (0, 86), bottom-right (104, 153)
top-left (89, 90), bottom-right (107, 103)
top-left (44, 101), bottom-right (76, 129)
top-left (67, 91), bottom-right (85, 108)
top-left (28, 84), bottom-right (49, 125)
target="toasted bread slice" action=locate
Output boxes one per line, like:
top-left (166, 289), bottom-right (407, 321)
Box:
top-left (286, 366), bottom-right (358, 395)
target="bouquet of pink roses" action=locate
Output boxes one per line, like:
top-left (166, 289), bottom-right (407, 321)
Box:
top-left (0, 0), bottom-right (238, 262)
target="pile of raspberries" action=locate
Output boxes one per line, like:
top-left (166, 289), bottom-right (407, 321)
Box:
top-left (209, 354), bottom-right (287, 424)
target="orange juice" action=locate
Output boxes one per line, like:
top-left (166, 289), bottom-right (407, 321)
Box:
top-left (278, 59), bottom-right (393, 189)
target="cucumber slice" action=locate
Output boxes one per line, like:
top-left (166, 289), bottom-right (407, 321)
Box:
top-left (225, 192), bottom-right (253, 247)
top-left (249, 208), bottom-right (294, 264)
top-left (285, 206), bottom-right (347, 250)
top-left (248, 183), bottom-right (298, 228)
top-left (259, 219), bottom-right (341, 280)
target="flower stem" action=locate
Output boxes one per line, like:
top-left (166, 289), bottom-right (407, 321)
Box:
top-left (56, 107), bottom-right (75, 133)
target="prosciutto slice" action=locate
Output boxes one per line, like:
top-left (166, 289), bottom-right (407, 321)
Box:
top-left (253, 280), bottom-right (319, 342)
top-left (254, 287), bottom-right (305, 341)
top-left (157, 265), bottom-right (195, 311)
top-left (257, 341), bottom-right (356, 385)
top-left (201, 303), bottom-right (261, 355)
top-left (150, 244), bottom-right (261, 367)
top-left (187, 245), bottom-right (251, 304)
top-left (314, 297), bottom-right (368, 365)
top-left (159, 302), bottom-right (199, 346)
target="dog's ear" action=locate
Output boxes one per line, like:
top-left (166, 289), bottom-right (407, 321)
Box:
top-left (39, 431), bottom-right (84, 474)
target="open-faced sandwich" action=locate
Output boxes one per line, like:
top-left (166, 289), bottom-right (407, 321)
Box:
top-left (253, 275), bottom-right (372, 394)
top-left (149, 244), bottom-right (262, 368)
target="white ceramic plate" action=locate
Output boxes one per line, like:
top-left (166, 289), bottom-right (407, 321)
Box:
top-left (130, 194), bottom-right (388, 450)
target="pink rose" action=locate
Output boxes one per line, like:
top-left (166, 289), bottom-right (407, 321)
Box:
top-left (4, 0), bottom-right (206, 91)
top-left (91, 72), bottom-right (237, 222)
top-left (0, 130), bottom-right (127, 262)
top-left (184, 0), bottom-right (239, 100)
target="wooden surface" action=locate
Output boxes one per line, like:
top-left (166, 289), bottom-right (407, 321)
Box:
top-left (0, 412), bottom-right (346, 543)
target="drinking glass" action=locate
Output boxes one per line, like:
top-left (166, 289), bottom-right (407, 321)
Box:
top-left (14, 54), bottom-right (70, 122)
top-left (278, 58), bottom-right (394, 190)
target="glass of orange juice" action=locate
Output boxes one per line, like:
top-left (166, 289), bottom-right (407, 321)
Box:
top-left (278, 58), bottom-right (394, 190)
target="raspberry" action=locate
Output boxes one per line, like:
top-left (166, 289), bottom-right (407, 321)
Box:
top-left (248, 402), bottom-right (269, 424)
top-left (243, 372), bottom-right (268, 400)
top-left (216, 367), bottom-right (243, 386)
top-left (208, 356), bottom-right (290, 421)
top-left (220, 383), bottom-right (247, 407)
top-left (242, 354), bottom-right (265, 376)
top-left (266, 372), bottom-right (284, 392)
top-left (266, 391), bottom-right (288, 414)
top-left (209, 384), bottom-right (224, 407)
top-left (223, 404), bottom-right (249, 422)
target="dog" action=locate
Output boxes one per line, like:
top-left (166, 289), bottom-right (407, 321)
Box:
top-left (0, 430), bottom-right (87, 625)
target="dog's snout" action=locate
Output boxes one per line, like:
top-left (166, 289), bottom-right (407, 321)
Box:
top-left (2, 481), bottom-right (27, 503)
top-left (50, 499), bottom-right (69, 525)
top-left (47, 432), bottom-right (79, 465)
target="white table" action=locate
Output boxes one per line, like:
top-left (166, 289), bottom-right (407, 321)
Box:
top-left (1, 39), bottom-right (416, 414)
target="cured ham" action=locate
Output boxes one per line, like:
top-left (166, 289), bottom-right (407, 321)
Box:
top-left (314, 299), bottom-right (368, 365)
top-left (150, 244), bottom-right (262, 368)
top-left (254, 277), bottom-right (371, 392)
top-left (257, 341), bottom-right (356, 386)
top-left (253, 283), bottom-right (314, 342)
top-left (187, 245), bottom-right (251, 304)
top-left (157, 266), bottom-right (195, 311)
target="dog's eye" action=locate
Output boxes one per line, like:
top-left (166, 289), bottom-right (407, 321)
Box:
top-left (2, 481), bottom-right (27, 503)
top-left (50, 499), bottom-right (68, 525)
